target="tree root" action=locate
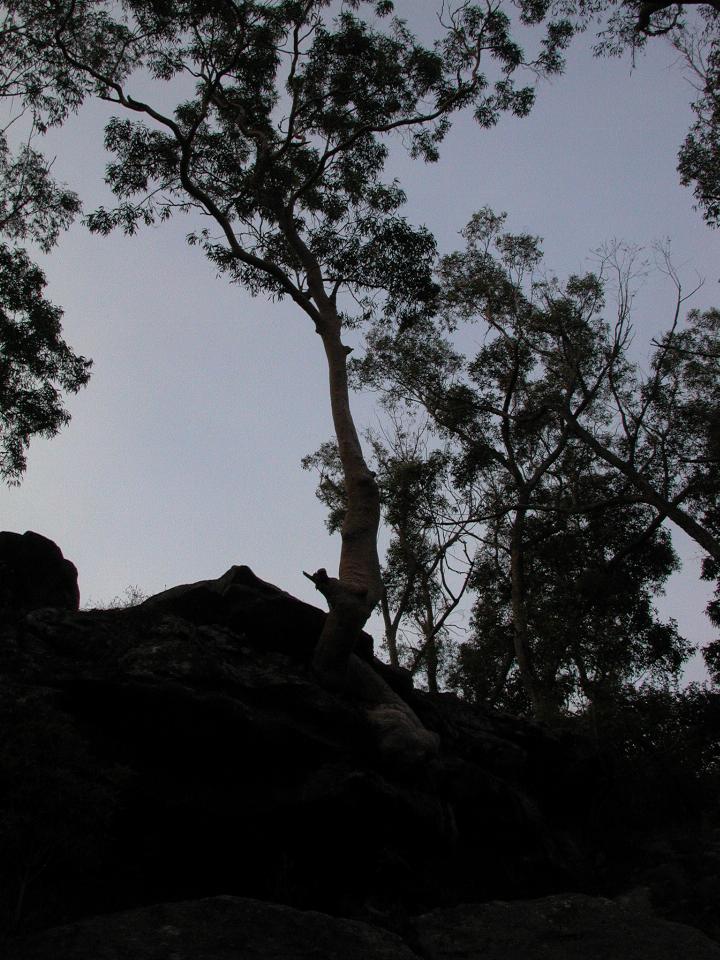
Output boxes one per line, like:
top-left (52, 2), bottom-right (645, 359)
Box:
top-left (304, 567), bottom-right (440, 763)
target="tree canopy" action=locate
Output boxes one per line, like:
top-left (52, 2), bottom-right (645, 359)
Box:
top-left (0, 0), bottom-right (584, 756)
top-left (556, 0), bottom-right (720, 225)
top-left (344, 209), bottom-right (712, 717)
top-left (0, 114), bottom-right (90, 482)
top-left (0, 0), bottom-right (716, 725)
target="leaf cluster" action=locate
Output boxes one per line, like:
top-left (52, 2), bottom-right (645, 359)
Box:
top-left (0, 127), bottom-right (89, 482)
top-left (2, 0), bottom-right (574, 329)
top-left (0, 245), bottom-right (91, 481)
top-left (355, 209), bottom-right (708, 714)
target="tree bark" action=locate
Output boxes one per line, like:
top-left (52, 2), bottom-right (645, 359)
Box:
top-left (307, 310), bottom-right (382, 690)
top-left (421, 578), bottom-right (440, 694)
top-left (304, 313), bottom-right (438, 760)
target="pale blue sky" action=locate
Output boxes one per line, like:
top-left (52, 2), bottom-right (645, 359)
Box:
top-left (1, 7), bottom-right (718, 679)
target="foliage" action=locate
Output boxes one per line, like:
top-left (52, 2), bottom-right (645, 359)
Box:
top-left (678, 38), bottom-right (720, 227)
top-left (352, 209), bottom-right (705, 718)
top-left (82, 584), bottom-right (149, 610)
top-left (0, 1), bottom-right (576, 691)
top-left (564, 682), bottom-right (720, 870)
top-left (453, 491), bottom-right (688, 717)
top-left (0, 243), bottom-right (91, 481)
top-left (0, 0), bottom-right (571, 329)
top-left (0, 132), bottom-right (80, 252)
top-left (553, 0), bottom-right (720, 225)
top-left (0, 117), bottom-right (89, 481)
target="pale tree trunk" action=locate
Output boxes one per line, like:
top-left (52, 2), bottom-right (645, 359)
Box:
top-left (279, 251), bottom-right (437, 759)
top-left (303, 310), bottom-right (439, 761)
top-left (306, 310), bottom-right (382, 690)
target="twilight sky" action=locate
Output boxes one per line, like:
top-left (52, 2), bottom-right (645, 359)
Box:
top-left (1, 4), bottom-right (718, 679)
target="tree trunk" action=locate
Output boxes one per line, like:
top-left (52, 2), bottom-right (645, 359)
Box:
top-left (380, 585), bottom-right (401, 668)
top-left (425, 637), bottom-right (439, 694)
top-left (509, 508), bottom-right (554, 722)
top-left (488, 645), bottom-right (515, 707)
top-left (304, 313), bottom-right (439, 761)
top-left (421, 579), bottom-right (440, 694)
top-left (307, 311), bottom-right (382, 690)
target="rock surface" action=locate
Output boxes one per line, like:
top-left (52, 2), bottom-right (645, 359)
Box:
top-left (7, 896), bottom-right (417, 960)
top-left (8, 893), bottom-right (720, 960)
top-left (139, 564), bottom-right (375, 661)
top-left (414, 894), bottom-right (720, 959)
top-left (0, 545), bottom-right (718, 957)
top-left (0, 562), bottom-right (582, 935)
top-left (0, 530), bottom-right (79, 616)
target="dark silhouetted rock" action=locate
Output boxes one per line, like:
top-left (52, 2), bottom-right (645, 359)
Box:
top-left (1, 559), bottom-right (717, 958)
top-left (0, 565), bottom-right (579, 936)
top-left (412, 894), bottom-right (720, 959)
top-left (139, 564), bottom-right (375, 661)
top-left (7, 896), bottom-right (418, 960)
top-left (8, 893), bottom-right (720, 960)
top-left (0, 531), bottom-right (79, 616)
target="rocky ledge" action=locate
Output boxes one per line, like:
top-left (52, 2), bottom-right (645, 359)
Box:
top-left (9, 894), bottom-right (720, 960)
top-left (0, 534), bottom-right (718, 957)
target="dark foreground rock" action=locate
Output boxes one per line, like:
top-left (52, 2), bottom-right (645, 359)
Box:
top-left (0, 530), bottom-right (79, 616)
top-left (7, 896), bottom-right (416, 960)
top-left (9, 894), bottom-right (720, 960)
top-left (1, 547), bottom-right (718, 957)
top-left (0, 563), bottom-right (582, 936)
top-left (415, 894), bottom-right (720, 959)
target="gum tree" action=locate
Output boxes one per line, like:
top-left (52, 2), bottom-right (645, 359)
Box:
top-left (355, 211), bottom-right (700, 719)
top-left (0, 99), bottom-right (89, 480)
top-left (2, 0), bottom-right (571, 701)
top-left (304, 418), bottom-right (478, 692)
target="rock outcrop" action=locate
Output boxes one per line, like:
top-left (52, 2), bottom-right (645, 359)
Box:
top-left (0, 531), bottom-right (79, 616)
top-left (0, 563), bottom-right (579, 930)
top-left (0, 543), bottom-right (717, 957)
top-left (9, 894), bottom-right (720, 960)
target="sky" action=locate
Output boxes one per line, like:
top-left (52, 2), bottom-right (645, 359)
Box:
top-left (1, 4), bottom-right (718, 680)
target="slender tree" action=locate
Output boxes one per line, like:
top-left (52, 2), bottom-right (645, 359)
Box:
top-left (355, 210), bottom-right (698, 719)
top-left (553, 258), bottom-right (720, 564)
top-left (304, 416), bottom-right (477, 691)
top-left (2, 1), bottom-right (571, 705)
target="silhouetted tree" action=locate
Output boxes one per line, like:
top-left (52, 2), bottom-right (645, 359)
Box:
top-left (1, 1), bottom-right (572, 699)
top-left (676, 28), bottom-right (720, 226)
top-left (0, 128), bottom-right (89, 481)
top-left (355, 210), bottom-right (698, 719)
top-left (304, 416), bottom-right (477, 691)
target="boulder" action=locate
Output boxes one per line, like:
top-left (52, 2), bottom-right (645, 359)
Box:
top-left (138, 564), bottom-right (375, 661)
top-left (0, 531), bottom-right (79, 616)
top-left (7, 896), bottom-right (417, 960)
top-left (412, 894), bottom-right (720, 959)
top-left (0, 565), bottom-right (578, 935)
top-left (8, 893), bottom-right (720, 960)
